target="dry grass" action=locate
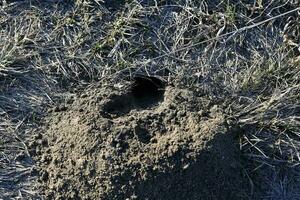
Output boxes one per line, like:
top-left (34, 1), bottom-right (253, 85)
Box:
top-left (0, 0), bottom-right (299, 199)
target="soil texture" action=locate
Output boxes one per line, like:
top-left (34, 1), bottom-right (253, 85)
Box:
top-left (33, 79), bottom-right (248, 200)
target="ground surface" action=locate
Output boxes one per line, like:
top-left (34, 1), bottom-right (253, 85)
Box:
top-left (0, 0), bottom-right (300, 199)
top-left (34, 83), bottom-right (248, 199)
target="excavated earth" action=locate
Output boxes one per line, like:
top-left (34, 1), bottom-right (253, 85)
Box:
top-left (31, 79), bottom-right (249, 200)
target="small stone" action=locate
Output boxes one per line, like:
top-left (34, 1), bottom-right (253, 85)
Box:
top-left (182, 164), bottom-right (190, 170)
top-left (80, 93), bottom-right (88, 98)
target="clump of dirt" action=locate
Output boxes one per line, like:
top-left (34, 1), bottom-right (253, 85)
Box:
top-left (33, 79), bottom-right (248, 199)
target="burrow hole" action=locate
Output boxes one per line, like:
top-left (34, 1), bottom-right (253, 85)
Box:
top-left (102, 76), bottom-right (166, 117)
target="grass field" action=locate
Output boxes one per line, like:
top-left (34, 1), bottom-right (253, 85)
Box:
top-left (0, 0), bottom-right (299, 199)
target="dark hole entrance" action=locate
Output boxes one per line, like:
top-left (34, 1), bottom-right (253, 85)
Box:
top-left (102, 76), bottom-right (165, 118)
top-left (131, 76), bottom-right (165, 101)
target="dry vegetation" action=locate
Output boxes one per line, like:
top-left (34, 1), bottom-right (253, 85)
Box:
top-left (0, 0), bottom-right (299, 199)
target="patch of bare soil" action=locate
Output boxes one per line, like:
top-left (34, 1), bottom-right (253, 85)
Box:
top-left (32, 78), bottom-right (248, 199)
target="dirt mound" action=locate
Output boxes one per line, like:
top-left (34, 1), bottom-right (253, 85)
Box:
top-left (33, 80), bottom-right (248, 199)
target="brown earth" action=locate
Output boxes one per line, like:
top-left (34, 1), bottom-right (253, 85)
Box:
top-left (31, 79), bottom-right (249, 200)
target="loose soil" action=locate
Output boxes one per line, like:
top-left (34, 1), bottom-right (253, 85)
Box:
top-left (32, 79), bottom-right (249, 200)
